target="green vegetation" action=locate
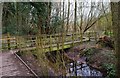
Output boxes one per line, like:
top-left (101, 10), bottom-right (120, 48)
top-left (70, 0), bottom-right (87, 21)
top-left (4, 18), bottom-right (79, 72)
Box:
top-left (1, 1), bottom-right (120, 77)
top-left (83, 47), bottom-right (116, 77)
top-left (2, 2), bottom-right (63, 35)
top-left (102, 63), bottom-right (116, 78)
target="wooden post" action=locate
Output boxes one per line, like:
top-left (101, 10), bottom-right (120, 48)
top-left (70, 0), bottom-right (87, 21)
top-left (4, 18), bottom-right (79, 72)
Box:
top-left (74, 61), bottom-right (77, 76)
top-left (80, 31), bottom-right (83, 43)
top-left (15, 36), bottom-right (18, 49)
top-left (88, 31), bottom-right (90, 41)
top-left (49, 35), bottom-right (52, 52)
top-left (72, 61), bottom-right (77, 76)
top-left (72, 33), bottom-right (74, 47)
top-left (57, 36), bottom-right (59, 51)
top-left (7, 33), bottom-right (10, 50)
top-left (94, 31), bottom-right (97, 42)
top-left (35, 37), bottom-right (38, 49)
top-left (62, 33), bottom-right (64, 51)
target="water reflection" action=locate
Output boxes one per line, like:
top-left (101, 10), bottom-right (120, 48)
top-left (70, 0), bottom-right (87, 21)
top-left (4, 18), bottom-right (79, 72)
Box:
top-left (66, 61), bottom-right (102, 77)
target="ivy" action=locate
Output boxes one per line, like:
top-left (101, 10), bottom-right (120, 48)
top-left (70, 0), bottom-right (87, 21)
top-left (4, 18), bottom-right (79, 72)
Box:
top-left (102, 63), bottom-right (116, 78)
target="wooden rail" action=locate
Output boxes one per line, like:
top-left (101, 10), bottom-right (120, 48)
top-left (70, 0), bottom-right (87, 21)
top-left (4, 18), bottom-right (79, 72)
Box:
top-left (1, 32), bottom-right (97, 52)
top-left (14, 51), bottom-right (39, 77)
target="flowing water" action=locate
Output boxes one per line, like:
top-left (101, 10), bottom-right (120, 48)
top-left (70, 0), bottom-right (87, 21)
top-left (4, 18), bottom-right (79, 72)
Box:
top-left (66, 61), bottom-right (103, 77)
top-left (46, 50), bottom-right (103, 77)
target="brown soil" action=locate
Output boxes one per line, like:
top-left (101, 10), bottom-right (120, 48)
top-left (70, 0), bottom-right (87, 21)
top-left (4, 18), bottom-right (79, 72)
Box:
top-left (17, 41), bottom-right (115, 77)
top-left (19, 51), bottom-right (55, 76)
top-left (1, 51), bottom-right (33, 76)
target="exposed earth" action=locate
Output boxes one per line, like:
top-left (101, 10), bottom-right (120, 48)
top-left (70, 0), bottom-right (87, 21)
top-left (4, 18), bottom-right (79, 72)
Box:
top-left (0, 50), bottom-right (33, 77)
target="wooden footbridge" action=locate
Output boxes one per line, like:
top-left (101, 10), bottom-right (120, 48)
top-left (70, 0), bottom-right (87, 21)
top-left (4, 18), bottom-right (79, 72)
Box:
top-left (1, 32), bottom-right (97, 53)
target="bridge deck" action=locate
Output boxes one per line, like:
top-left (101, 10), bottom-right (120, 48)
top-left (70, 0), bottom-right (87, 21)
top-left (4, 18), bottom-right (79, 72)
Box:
top-left (20, 37), bottom-right (89, 52)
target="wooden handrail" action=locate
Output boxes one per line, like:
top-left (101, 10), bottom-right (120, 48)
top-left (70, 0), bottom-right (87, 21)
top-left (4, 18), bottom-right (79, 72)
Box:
top-left (1, 32), bottom-right (95, 51)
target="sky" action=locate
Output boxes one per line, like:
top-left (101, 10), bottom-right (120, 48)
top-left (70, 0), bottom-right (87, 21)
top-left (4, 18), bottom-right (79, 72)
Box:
top-left (53, 0), bottom-right (110, 22)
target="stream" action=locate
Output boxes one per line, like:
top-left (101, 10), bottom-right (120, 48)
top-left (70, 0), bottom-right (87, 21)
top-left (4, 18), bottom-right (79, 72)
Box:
top-left (46, 50), bottom-right (103, 77)
top-left (66, 62), bottom-right (103, 77)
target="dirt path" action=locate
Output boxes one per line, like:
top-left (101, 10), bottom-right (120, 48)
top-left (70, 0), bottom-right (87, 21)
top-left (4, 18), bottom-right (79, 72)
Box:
top-left (0, 50), bottom-right (33, 77)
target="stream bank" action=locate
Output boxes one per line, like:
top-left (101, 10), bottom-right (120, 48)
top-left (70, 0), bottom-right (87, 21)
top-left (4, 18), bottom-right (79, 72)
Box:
top-left (16, 41), bottom-right (116, 77)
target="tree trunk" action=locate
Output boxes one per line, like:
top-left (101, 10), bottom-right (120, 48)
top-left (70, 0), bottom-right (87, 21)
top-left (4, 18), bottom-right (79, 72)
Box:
top-left (0, 3), bottom-right (3, 40)
top-left (66, 0), bottom-right (70, 33)
top-left (111, 2), bottom-right (120, 78)
top-left (74, 0), bottom-right (77, 32)
top-left (47, 2), bottom-right (51, 34)
top-left (73, 0), bottom-right (77, 46)
top-left (62, 1), bottom-right (64, 51)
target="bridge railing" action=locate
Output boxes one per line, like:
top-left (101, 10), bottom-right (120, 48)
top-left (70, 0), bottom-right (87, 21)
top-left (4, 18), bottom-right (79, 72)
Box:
top-left (1, 32), bottom-right (96, 51)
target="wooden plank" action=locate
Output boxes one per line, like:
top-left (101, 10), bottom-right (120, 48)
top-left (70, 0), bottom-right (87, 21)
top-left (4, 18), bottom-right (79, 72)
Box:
top-left (17, 37), bottom-right (89, 53)
top-left (1, 33), bottom-right (90, 51)
top-left (0, 38), bottom-right (16, 40)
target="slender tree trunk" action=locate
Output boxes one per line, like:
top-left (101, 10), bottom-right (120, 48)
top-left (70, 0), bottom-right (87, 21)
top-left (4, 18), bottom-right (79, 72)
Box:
top-left (47, 2), bottom-right (51, 34)
top-left (0, 3), bottom-right (3, 75)
top-left (15, 3), bottom-right (20, 49)
top-left (0, 3), bottom-right (3, 27)
top-left (16, 3), bottom-right (19, 35)
top-left (61, 1), bottom-right (66, 74)
top-left (62, 1), bottom-right (65, 51)
top-left (0, 3), bottom-right (3, 47)
top-left (111, 2), bottom-right (120, 78)
top-left (73, 0), bottom-right (77, 46)
top-left (74, 0), bottom-right (77, 32)
top-left (74, 0), bottom-right (77, 76)
top-left (80, 2), bottom-right (83, 43)
top-left (62, 2), bottom-right (65, 33)
top-left (66, 0), bottom-right (70, 33)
